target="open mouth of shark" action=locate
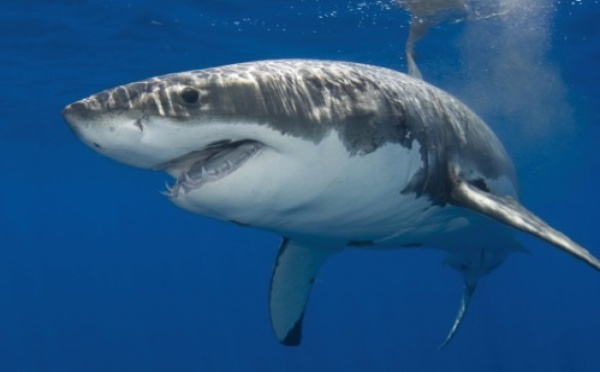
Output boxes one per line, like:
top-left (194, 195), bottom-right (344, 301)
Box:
top-left (159, 140), bottom-right (264, 198)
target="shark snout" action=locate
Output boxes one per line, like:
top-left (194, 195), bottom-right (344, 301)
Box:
top-left (62, 100), bottom-right (110, 149)
top-left (62, 96), bottom-right (148, 164)
top-left (62, 101), bottom-right (89, 128)
top-left (62, 101), bottom-right (95, 146)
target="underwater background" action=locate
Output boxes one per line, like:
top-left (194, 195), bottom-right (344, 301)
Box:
top-left (1, 0), bottom-right (599, 370)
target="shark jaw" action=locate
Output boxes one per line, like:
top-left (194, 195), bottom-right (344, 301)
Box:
top-left (159, 139), bottom-right (265, 199)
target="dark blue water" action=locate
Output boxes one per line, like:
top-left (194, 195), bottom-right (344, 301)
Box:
top-left (1, 1), bottom-right (599, 370)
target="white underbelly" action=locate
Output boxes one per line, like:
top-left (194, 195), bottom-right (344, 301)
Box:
top-left (171, 129), bottom-right (469, 244)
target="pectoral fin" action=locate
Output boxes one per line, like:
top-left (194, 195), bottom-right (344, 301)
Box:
top-left (449, 166), bottom-right (600, 271)
top-left (269, 238), bottom-right (340, 346)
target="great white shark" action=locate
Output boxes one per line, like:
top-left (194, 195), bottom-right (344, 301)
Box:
top-left (62, 59), bottom-right (600, 347)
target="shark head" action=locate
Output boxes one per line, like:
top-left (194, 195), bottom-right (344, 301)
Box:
top-left (62, 74), bottom-right (246, 170)
top-left (62, 70), bottom-right (298, 223)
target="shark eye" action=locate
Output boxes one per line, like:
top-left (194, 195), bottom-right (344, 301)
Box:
top-left (180, 87), bottom-right (199, 104)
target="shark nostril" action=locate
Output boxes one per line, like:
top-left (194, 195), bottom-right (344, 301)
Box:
top-left (67, 102), bottom-right (86, 112)
top-left (92, 142), bottom-right (102, 149)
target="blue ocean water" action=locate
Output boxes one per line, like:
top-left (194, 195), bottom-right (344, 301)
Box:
top-left (1, 0), bottom-right (599, 370)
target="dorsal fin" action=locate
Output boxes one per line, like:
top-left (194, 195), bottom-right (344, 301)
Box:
top-left (269, 238), bottom-right (340, 346)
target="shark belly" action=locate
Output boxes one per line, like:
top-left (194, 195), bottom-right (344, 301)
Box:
top-left (169, 126), bottom-right (461, 244)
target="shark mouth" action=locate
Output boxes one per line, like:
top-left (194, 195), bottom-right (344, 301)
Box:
top-left (160, 140), bottom-right (264, 198)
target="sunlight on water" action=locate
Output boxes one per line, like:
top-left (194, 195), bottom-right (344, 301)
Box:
top-left (391, 0), bottom-right (576, 142)
top-left (458, 0), bottom-right (574, 140)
